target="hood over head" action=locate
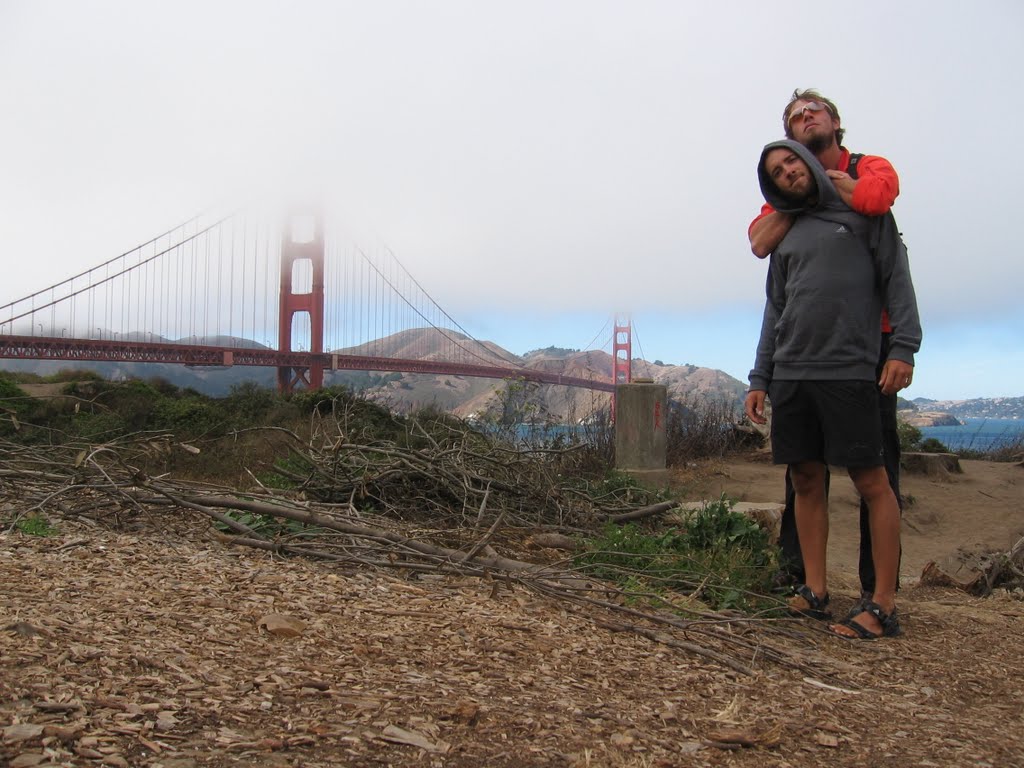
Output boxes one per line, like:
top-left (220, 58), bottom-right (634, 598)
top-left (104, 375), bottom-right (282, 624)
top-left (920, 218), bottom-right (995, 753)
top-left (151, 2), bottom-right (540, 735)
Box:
top-left (757, 139), bottom-right (841, 214)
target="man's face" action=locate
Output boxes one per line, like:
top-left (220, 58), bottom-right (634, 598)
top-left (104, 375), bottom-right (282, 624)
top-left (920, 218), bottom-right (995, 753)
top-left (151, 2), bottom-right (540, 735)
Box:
top-left (765, 148), bottom-right (815, 201)
top-left (786, 99), bottom-right (840, 153)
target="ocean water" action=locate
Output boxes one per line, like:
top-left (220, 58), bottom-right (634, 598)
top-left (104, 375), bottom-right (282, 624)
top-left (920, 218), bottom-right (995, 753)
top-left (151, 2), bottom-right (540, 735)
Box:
top-left (918, 417), bottom-right (1024, 452)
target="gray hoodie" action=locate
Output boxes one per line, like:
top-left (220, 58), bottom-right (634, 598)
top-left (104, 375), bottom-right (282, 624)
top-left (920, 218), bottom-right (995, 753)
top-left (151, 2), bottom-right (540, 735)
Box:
top-left (748, 139), bottom-right (922, 392)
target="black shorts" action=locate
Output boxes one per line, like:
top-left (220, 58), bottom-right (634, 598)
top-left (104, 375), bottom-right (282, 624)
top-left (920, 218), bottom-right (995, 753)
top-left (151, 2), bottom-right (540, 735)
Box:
top-left (768, 380), bottom-right (884, 468)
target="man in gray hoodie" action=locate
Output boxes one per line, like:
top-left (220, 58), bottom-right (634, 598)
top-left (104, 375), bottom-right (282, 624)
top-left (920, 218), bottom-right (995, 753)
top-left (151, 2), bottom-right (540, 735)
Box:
top-left (745, 139), bottom-right (922, 639)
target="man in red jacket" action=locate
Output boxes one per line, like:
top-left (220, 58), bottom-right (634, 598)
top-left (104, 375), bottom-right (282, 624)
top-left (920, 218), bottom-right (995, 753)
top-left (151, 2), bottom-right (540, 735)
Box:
top-left (748, 89), bottom-right (914, 626)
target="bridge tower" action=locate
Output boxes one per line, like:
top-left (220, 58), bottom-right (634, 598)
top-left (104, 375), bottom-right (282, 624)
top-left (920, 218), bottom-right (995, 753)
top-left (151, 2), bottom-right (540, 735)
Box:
top-left (612, 314), bottom-right (632, 386)
top-left (277, 213), bottom-right (325, 392)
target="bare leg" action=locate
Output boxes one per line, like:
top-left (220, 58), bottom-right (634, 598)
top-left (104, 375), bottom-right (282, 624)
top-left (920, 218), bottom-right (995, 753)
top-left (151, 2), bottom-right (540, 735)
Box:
top-left (789, 461), bottom-right (829, 600)
top-left (833, 465), bottom-right (900, 637)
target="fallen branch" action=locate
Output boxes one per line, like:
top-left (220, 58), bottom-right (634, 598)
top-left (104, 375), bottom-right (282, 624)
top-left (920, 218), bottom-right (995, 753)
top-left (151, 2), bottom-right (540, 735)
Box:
top-left (607, 500), bottom-right (679, 524)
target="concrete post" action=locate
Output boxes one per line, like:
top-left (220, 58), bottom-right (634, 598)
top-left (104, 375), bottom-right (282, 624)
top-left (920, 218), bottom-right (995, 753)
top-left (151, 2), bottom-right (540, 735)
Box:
top-left (614, 381), bottom-right (668, 484)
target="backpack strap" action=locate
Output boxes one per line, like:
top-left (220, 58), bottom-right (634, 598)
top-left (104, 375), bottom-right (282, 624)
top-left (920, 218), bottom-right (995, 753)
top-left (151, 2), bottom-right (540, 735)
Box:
top-left (846, 152), bottom-right (864, 180)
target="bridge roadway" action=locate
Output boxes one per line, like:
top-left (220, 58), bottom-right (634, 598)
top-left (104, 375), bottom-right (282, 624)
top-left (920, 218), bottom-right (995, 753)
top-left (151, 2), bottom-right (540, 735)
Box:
top-left (0, 336), bottom-right (616, 393)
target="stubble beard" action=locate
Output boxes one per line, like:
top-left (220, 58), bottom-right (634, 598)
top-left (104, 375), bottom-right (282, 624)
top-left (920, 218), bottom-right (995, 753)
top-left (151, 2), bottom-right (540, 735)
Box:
top-left (802, 130), bottom-right (835, 155)
top-left (781, 175), bottom-right (818, 205)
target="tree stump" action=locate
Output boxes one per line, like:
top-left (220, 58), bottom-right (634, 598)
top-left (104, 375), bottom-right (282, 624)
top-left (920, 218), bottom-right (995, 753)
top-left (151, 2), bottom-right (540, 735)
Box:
top-left (921, 533), bottom-right (1024, 595)
top-left (901, 451), bottom-right (962, 476)
top-left (920, 553), bottom-right (988, 595)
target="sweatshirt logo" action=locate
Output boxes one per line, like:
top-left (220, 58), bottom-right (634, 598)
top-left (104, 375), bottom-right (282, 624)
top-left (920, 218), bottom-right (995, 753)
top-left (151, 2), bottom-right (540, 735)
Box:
top-left (835, 225), bottom-right (849, 233)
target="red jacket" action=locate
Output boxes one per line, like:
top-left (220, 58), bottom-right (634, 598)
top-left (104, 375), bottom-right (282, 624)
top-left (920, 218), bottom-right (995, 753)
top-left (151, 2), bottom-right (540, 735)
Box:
top-left (749, 147), bottom-right (901, 330)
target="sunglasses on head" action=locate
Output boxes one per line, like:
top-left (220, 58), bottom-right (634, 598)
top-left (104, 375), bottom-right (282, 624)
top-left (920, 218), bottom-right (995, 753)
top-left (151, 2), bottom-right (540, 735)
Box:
top-left (788, 101), bottom-right (829, 123)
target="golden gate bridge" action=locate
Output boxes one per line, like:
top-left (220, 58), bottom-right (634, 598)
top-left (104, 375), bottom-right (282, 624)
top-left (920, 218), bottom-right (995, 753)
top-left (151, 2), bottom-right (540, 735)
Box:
top-left (0, 211), bottom-right (631, 394)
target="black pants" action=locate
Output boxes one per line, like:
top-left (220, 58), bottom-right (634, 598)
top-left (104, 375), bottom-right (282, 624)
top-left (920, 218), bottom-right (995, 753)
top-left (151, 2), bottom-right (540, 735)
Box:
top-left (777, 334), bottom-right (902, 593)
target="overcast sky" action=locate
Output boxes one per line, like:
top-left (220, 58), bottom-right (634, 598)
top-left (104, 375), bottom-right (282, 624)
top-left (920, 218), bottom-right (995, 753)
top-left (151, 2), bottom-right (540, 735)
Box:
top-left (2, 1), bottom-right (1021, 400)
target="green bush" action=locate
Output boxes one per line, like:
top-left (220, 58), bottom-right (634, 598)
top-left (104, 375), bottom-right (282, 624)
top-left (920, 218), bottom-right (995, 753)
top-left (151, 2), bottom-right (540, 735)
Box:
top-left (919, 437), bottom-right (950, 453)
top-left (223, 382), bottom-right (279, 426)
top-left (0, 377), bottom-right (29, 400)
top-left (897, 420), bottom-right (922, 452)
top-left (71, 411), bottom-right (127, 440)
top-left (0, 371), bottom-right (43, 384)
top-left (683, 495), bottom-right (771, 551)
top-left (45, 369), bottom-right (104, 384)
top-left (575, 496), bottom-right (777, 613)
top-left (152, 396), bottom-right (221, 436)
top-left (289, 385), bottom-right (354, 416)
top-left (0, 377), bottom-right (32, 434)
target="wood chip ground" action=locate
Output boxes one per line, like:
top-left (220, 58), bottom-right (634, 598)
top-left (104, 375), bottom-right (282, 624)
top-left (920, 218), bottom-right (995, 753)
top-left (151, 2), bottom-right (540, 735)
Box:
top-left (3, 512), bottom-right (1023, 767)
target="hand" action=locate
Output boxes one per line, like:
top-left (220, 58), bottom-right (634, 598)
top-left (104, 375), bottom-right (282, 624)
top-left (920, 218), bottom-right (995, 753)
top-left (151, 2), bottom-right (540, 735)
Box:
top-left (749, 211), bottom-right (795, 258)
top-left (826, 169), bottom-right (857, 207)
top-left (879, 360), bottom-right (914, 396)
top-left (745, 390), bottom-right (768, 425)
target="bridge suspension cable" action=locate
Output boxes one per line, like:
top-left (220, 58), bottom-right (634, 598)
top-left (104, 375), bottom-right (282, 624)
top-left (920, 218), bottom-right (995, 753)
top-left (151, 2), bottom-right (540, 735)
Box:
top-left (353, 245), bottom-right (523, 370)
top-left (0, 208), bottom-right (616, 394)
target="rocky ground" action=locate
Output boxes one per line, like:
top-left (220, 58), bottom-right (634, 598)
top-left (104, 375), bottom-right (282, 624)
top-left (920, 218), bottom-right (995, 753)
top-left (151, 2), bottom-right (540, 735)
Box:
top-left (2, 455), bottom-right (1023, 767)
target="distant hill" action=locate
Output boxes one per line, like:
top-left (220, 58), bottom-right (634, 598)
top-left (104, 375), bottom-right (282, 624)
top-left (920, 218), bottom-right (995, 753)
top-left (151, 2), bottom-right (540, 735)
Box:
top-left (909, 396), bottom-right (1024, 420)
top-left (332, 339), bottom-right (748, 422)
top-left (0, 358), bottom-right (276, 396)
top-left (337, 328), bottom-right (516, 367)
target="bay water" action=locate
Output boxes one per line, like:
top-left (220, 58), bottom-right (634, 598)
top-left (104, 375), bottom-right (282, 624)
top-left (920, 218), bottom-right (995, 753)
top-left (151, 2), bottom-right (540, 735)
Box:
top-left (918, 417), bottom-right (1024, 452)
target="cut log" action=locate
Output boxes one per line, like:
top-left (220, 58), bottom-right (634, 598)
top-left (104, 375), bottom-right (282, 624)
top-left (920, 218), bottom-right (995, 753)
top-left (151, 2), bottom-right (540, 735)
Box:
top-left (901, 452), bottom-right (962, 476)
top-left (919, 552), bottom-right (988, 595)
top-left (921, 533), bottom-right (1024, 596)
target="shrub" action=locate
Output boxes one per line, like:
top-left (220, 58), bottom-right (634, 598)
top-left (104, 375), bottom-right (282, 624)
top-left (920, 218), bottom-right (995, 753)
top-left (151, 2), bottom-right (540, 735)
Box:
top-left (0, 377), bottom-right (30, 430)
top-left (682, 495), bottom-right (771, 552)
top-left (152, 396), bottom-right (221, 436)
top-left (223, 382), bottom-right (279, 426)
top-left (665, 395), bottom-right (744, 464)
top-left (71, 411), bottom-right (127, 440)
top-left (575, 496), bottom-right (777, 613)
top-left (919, 437), bottom-right (950, 453)
top-left (0, 371), bottom-right (43, 384)
top-left (983, 432), bottom-right (1024, 463)
top-left (479, 380), bottom-right (555, 442)
top-left (897, 420), bottom-right (922, 452)
top-left (45, 369), bottom-right (104, 383)
top-left (0, 377), bottom-right (28, 400)
top-left (146, 377), bottom-right (182, 397)
top-left (81, 379), bottom-right (161, 432)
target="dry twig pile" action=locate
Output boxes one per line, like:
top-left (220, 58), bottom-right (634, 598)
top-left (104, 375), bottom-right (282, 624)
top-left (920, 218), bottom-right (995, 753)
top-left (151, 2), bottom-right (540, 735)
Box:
top-left (0, 407), bottom-right (846, 681)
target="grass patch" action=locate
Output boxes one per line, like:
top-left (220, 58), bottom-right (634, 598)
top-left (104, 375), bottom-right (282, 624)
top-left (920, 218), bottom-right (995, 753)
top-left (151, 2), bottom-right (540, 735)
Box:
top-left (14, 514), bottom-right (58, 537)
top-left (575, 495), bottom-right (778, 613)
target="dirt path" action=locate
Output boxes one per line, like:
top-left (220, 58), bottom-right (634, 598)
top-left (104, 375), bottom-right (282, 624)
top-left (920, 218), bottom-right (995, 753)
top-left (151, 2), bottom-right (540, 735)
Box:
top-left (2, 456), bottom-right (1023, 767)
